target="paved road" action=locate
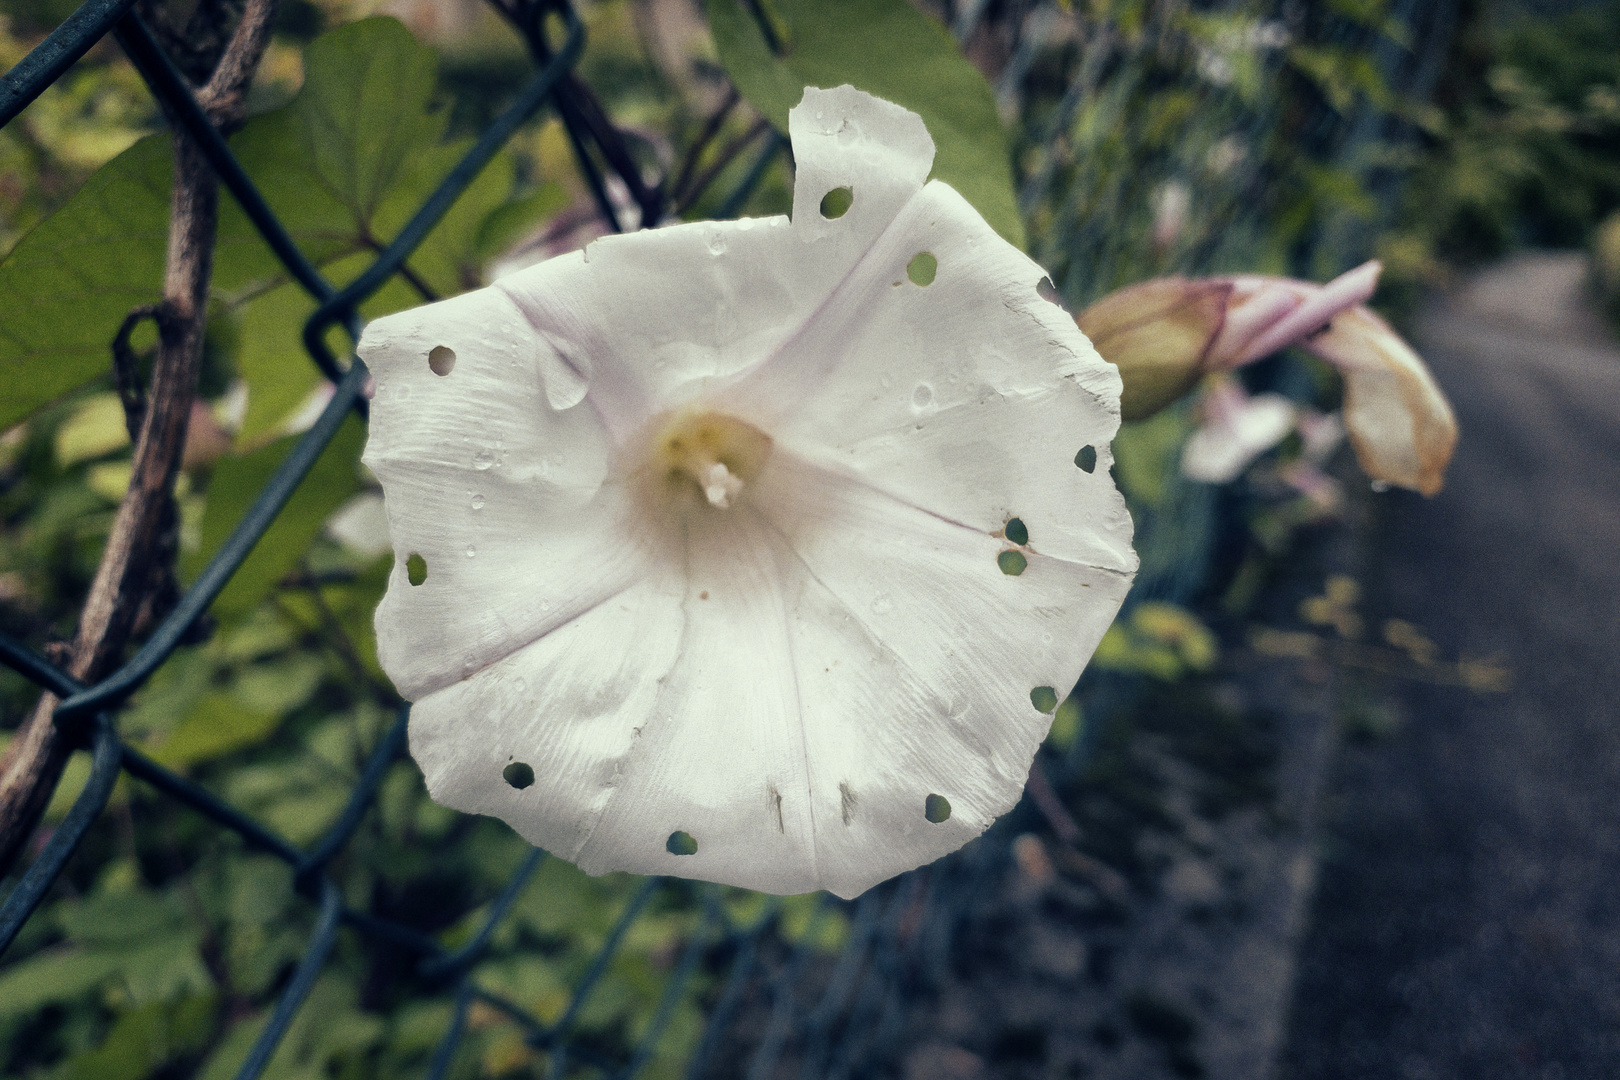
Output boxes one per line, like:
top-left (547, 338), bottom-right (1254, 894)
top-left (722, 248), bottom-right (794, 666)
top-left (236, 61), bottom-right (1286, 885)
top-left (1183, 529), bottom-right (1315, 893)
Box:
top-left (1280, 253), bottom-right (1620, 1078)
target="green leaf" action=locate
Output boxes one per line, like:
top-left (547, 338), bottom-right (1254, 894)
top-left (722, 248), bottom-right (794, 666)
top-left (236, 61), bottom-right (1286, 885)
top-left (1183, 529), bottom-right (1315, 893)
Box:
top-left (115, 934), bottom-right (212, 1005)
top-left (472, 181), bottom-right (569, 264)
top-left (1112, 407), bottom-right (1189, 508)
top-left (706, 0), bottom-right (1024, 247)
top-left (0, 16), bottom-right (540, 438)
top-left (55, 889), bottom-right (187, 945)
top-left (198, 975), bottom-right (378, 1080)
top-left (53, 996), bottom-right (216, 1080)
top-left (291, 19), bottom-right (445, 227)
top-left (55, 393), bottom-right (131, 466)
top-left (372, 140), bottom-right (514, 297)
top-left (231, 258), bottom-right (421, 444)
top-left (231, 281), bottom-right (328, 444)
top-left (229, 653), bottom-right (326, 717)
top-left (151, 691), bottom-right (281, 770)
top-left (0, 949), bottom-right (124, 1016)
top-left (0, 135), bottom-right (172, 431)
top-left (184, 414), bottom-right (366, 618)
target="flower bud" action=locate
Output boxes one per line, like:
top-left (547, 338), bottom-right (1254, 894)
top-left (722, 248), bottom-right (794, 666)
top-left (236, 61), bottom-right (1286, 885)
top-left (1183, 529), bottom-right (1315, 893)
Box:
top-left (1076, 278), bottom-right (1231, 421)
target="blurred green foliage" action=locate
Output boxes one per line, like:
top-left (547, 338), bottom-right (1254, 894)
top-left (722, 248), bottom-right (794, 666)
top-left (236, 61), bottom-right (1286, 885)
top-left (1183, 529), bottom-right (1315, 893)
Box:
top-left (1379, 3), bottom-right (1620, 294)
top-left (3, 0), bottom-right (1600, 1075)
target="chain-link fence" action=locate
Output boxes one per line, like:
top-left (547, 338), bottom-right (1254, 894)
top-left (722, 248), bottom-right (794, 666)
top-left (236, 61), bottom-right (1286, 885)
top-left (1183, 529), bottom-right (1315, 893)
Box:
top-left (0, 0), bottom-right (1455, 1076)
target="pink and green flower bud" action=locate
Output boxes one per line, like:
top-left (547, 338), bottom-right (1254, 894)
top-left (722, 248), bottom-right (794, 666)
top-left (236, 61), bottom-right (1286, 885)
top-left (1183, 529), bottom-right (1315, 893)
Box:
top-left (1075, 278), bottom-right (1231, 422)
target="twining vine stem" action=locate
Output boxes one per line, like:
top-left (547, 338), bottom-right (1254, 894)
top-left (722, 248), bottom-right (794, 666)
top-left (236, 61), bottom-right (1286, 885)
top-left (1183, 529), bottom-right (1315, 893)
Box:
top-left (0, 0), bottom-right (280, 874)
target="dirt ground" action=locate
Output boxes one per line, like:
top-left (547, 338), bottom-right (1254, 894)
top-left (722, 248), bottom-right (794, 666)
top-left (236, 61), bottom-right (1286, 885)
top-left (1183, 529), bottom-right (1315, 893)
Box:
top-left (1281, 254), bottom-right (1620, 1079)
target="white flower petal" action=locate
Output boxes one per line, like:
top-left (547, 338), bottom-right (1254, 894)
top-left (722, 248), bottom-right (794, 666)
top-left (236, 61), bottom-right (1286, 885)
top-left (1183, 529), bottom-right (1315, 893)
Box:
top-left (408, 570), bottom-right (687, 858)
top-left (721, 182), bottom-right (1133, 574)
top-left (361, 288), bottom-right (638, 700)
top-left (492, 86), bottom-right (937, 439)
top-left (408, 453), bottom-right (1129, 900)
top-left (361, 86), bottom-right (1138, 898)
top-left (742, 454), bottom-right (1132, 896)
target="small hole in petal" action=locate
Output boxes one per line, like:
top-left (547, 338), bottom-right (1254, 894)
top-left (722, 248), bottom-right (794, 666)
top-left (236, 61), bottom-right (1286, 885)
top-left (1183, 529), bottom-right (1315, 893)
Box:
top-left (1005, 517), bottom-right (1029, 545)
top-left (666, 830), bottom-right (698, 856)
top-left (998, 550), bottom-right (1028, 576)
top-left (925, 794), bottom-right (952, 823)
top-left (1030, 686), bottom-right (1059, 714)
top-left (906, 252), bottom-right (938, 286)
top-left (819, 186), bottom-right (853, 219)
top-left (1037, 276), bottom-right (1066, 309)
top-left (503, 761), bottom-right (534, 789)
top-left (1075, 445), bottom-right (1098, 473)
top-left (428, 345), bottom-right (456, 376)
top-left (406, 553), bottom-right (427, 586)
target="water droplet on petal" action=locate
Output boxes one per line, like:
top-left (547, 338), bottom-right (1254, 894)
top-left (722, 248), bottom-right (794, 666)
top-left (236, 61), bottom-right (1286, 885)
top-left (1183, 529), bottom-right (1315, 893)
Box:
top-left (473, 449), bottom-right (495, 470)
top-left (471, 493), bottom-right (485, 510)
top-left (911, 383), bottom-right (934, 411)
top-left (466, 545), bottom-right (476, 558)
top-left (871, 593), bottom-right (893, 614)
top-left (707, 233), bottom-right (727, 255)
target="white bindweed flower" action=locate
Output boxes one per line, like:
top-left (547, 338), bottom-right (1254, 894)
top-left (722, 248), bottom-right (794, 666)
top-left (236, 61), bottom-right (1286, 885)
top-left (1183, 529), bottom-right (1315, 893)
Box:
top-left (359, 87), bottom-right (1137, 899)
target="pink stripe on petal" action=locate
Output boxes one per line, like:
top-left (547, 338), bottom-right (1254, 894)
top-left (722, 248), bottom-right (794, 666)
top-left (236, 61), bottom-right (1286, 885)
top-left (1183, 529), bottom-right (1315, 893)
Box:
top-left (1235, 260), bottom-right (1381, 365)
top-left (1205, 284), bottom-right (1302, 369)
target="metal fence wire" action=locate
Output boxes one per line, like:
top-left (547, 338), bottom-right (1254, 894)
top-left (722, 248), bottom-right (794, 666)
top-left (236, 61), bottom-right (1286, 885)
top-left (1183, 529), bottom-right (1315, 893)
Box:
top-left (0, 0), bottom-right (1454, 1076)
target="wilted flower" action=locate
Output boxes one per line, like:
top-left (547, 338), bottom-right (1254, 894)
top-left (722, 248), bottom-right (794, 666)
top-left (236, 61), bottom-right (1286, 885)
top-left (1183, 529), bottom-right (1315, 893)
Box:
top-left (360, 87), bottom-right (1137, 899)
top-left (1303, 303), bottom-right (1456, 496)
top-left (1079, 260), bottom-right (1457, 495)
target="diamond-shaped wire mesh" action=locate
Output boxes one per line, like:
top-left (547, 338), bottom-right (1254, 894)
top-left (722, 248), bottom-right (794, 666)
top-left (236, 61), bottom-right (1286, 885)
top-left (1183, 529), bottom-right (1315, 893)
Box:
top-left (0, 0), bottom-right (1454, 1076)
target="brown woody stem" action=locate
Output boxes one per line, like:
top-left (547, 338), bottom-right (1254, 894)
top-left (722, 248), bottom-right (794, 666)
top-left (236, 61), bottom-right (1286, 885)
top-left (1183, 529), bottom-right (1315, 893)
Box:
top-left (0, 0), bottom-right (278, 875)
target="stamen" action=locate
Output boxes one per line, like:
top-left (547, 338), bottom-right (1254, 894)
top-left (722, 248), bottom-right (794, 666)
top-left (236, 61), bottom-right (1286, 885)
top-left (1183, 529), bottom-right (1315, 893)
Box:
top-left (703, 461), bottom-right (744, 507)
top-left (646, 409), bottom-right (772, 511)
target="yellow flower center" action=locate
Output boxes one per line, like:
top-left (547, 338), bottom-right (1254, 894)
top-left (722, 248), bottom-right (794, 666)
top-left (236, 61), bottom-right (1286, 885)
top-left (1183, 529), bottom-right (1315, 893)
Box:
top-left (649, 410), bottom-right (772, 509)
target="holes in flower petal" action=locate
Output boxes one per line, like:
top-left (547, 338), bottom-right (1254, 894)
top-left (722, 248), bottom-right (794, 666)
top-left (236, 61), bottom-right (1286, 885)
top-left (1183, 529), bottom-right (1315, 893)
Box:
top-left (428, 345), bottom-right (456, 376)
top-left (1030, 686), bottom-right (1059, 714)
top-left (666, 830), bottom-right (699, 856)
top-left (1005, 517), bottom-right (1029, 545)
top-left (1075, 445), bottom-right (1098, 473)
top-left (503, 761), bottom-right (534, 789)
top-left (1037, 276), bottom-right (1065, 308)
top-left (998, 550), bottom-right (1028, 576)
top-left (906, 252), bottom-right (937, 286)
top-left (925, 793), bottom-right (952, 823)
top-left (406, 553), bottom-right (427, 586)
top-left (820, 186), bottom-right (853, 219)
